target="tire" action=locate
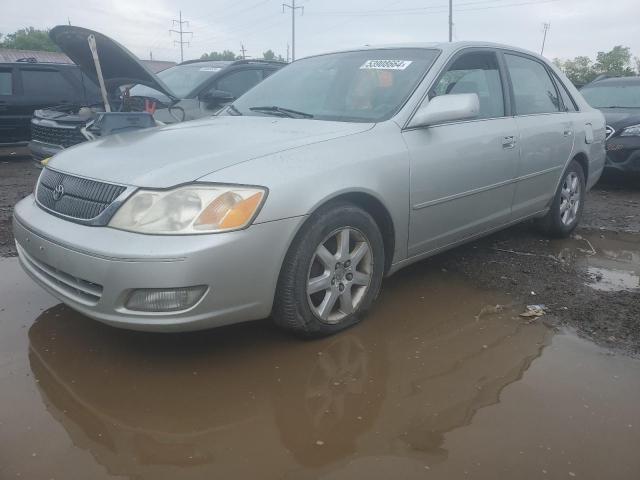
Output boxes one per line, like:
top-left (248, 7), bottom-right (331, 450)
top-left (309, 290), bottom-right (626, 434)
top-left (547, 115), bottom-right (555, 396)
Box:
top-left (273, 201), bottom-right (385, 338)
top-left (538, 160), bottom-right (586, 238)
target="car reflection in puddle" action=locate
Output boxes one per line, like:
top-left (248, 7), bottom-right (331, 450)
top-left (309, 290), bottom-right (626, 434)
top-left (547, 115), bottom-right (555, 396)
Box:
top-left (553, 231), bottom-right (640, 292)
top-left (27, 264), bottom-right (552, 479)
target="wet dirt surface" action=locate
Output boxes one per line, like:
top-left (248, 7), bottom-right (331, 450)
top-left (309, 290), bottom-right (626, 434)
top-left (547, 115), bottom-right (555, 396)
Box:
top-left (1, 256), bottom-right (639, 480)
top-left (1, 158), bottom-right (639, 478)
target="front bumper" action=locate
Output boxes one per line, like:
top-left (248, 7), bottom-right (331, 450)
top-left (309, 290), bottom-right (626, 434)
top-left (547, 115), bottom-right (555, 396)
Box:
top-left (13, 195), bottom-right (303, 332)
top-left (605, 137), bottom-right (640, 174)
top-left (28, 140), bottom-right (64, 161)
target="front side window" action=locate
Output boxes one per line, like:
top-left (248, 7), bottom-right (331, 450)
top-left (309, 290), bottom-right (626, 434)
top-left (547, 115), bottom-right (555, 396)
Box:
top-left (0, 70), bottom-right (12, 95)
top-left (21, 69), bottom-right (75, 98)
top-left (505, 54), bottom-right (560, 115)
top-left (230, 48), bottom-right (440, 122)
top-left (432, 51), bottom-right (505, 119)
top-left (216, 69), bottom-right (262, 98)
top-left (580, 82), bottom-right (640, 109)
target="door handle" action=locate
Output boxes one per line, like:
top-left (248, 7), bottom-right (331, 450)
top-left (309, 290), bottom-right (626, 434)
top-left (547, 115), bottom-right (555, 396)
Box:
top-left (502, 136), bottom-right (516, 149)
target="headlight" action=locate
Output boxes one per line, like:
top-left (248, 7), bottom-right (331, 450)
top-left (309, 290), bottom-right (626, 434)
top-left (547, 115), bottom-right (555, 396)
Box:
top-left (109, 184), bottom-right (267, 234)
top-left (620, 124), bottom-right (640, 137)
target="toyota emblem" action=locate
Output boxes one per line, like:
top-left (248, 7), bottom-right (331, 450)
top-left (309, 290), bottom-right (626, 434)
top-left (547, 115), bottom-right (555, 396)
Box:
top-left (53, 184), bottom-right (65, 201)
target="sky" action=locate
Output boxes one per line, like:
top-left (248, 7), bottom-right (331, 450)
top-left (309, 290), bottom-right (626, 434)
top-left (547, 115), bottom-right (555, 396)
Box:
top-left (1, 0), bottom-right (639, 64)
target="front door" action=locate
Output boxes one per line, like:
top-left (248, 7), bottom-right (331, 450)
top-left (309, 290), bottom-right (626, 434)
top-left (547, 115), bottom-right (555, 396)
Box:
top-left (403, 50), bottom-right (519, 257)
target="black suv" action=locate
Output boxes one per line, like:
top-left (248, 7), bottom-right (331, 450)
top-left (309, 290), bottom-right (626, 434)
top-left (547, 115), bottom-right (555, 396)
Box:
top-left (581, 76), bottom-right (640, 175)
top-left (0, 59), bottom-right (100, 145)
top-left (29, 25), bottom-right (285, 160)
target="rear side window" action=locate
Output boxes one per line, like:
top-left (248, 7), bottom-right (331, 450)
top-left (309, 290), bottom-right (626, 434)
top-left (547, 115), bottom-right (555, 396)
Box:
top-left (0, 70), bottom-right (12, 95)
top-left (216, 69), bottom-right (262, 98)
top-left (554, 74), bottom-right (578, 112)
top-left (505, 54), bottom-right (561, 115)
top-left (21, 69), bottom-right (76, 98)
top-left (432, 51), bottom-right (505, 119)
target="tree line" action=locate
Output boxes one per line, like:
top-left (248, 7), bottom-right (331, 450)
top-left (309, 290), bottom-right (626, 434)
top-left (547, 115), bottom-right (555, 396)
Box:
top-left (2, 27), bottom-right (638, 82)
top-left (200, 49), bottom-right (286, 62)
top-left (553, 45), bottom-right (639, 86)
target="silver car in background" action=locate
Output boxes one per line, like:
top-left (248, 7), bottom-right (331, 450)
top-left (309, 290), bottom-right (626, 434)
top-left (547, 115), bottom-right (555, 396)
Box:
top-left (13, 42), bottom-right (606, 337)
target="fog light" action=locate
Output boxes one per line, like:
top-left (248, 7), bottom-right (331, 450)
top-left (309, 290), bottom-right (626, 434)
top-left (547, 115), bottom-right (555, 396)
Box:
top-left (125, 286), bottom-right (207, 312)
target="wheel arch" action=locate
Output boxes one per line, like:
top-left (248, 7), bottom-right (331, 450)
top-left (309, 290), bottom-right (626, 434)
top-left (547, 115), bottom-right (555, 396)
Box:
top-left (280, 189), bottom-right (397, 276)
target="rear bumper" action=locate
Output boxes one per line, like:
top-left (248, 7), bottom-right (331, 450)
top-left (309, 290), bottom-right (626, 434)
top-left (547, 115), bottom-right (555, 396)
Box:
top-left (13, 195), bottom-right (303, 332)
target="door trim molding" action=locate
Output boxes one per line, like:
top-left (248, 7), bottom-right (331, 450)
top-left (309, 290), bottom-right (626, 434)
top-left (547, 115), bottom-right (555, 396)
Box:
top-left (412, 165), bottom-right (562, 210)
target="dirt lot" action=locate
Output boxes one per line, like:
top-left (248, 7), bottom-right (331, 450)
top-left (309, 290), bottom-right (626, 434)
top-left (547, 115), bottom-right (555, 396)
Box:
top-left (2, 157), bottom-right (638, 354)
top-left (1, 156), bottom-right (639, 480)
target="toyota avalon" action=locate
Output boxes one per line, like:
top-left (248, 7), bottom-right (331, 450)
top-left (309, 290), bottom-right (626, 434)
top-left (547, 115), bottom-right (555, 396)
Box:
top-left (13, 42), bottom-right (606, 337)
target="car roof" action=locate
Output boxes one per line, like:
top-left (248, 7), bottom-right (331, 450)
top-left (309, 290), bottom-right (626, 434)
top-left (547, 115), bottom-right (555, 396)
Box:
top-left (586, 76), bottom-right (640, 86)
top-left (303, 41), bottom-right (546, 61)
top-left (0, 60), bottom-right (78, 67)
top-left (177, 59), bottom-right (286, 68)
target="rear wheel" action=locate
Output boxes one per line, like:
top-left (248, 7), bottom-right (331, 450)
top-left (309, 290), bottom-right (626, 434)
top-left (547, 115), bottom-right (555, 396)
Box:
top-left (273, 202), bottom-right (385, 338)
top-left (538, 160), bottom-right (586, 237)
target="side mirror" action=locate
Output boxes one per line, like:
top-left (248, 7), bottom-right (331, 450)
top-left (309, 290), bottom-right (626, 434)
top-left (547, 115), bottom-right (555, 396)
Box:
top-left (200, 89), bottom-right (234, 106)
top-left (408, 93), bottom-right (480, 128)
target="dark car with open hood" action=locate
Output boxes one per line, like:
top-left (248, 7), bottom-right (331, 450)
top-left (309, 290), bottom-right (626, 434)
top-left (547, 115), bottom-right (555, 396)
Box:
top-left (29, 25), bottom-right (284, 161)
top-left (581, 76), bottom-right (640, 177)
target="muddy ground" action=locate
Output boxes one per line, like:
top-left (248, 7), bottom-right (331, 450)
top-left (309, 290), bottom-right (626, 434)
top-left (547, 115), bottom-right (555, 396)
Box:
top-left (2, 156), bottom-right (638, 354)
top-left (1, 155), bottom-right (639, 479)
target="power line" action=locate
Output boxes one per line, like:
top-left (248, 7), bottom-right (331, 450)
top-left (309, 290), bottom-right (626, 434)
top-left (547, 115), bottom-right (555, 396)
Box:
top-left (541, 22), bottom-right (550, 55)
top-left (170, 10), bottom-right (193, 62)
top-left (282, 0), bottom-right (304, 62)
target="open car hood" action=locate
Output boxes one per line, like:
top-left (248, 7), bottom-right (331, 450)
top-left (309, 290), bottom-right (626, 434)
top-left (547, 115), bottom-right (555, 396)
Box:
top-left (49, 25), bottom-right (178, 101)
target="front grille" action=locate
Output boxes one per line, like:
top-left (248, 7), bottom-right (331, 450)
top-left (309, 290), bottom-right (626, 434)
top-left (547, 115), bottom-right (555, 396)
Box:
top-left (31, 123), bottom-right (87, 148)
top-left (17, 243), bottom-right (103, 305)
top-left (37, 168), bottom-right (127, 221)
top-left (605, 125), bottom-right (615, 140)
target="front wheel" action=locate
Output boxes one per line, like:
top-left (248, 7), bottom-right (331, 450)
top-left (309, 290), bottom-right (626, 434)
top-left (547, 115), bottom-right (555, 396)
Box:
top-left (273, 202), bottom-right (385, 338)
top-left (538, 160), bottom-right (586, 237)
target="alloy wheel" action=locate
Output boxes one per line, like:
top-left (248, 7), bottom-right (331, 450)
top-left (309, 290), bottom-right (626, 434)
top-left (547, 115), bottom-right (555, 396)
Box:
top-left (306, 227), bottom-right (373, 324)
top-left (560, 172), bottom-right (581, 226)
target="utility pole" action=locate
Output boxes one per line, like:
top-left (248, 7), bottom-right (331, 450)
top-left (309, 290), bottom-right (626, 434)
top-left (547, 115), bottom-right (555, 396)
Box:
top-left (282, 0), bottom-right (304, 62)
top-left (240, 44), bottom-right (247, 60)
top-left (170, 10), bottom-right (192, 63)
top-left (540, 22), bottom-right (550, 55)
top-left (448, 0), bottom-right (453, 42)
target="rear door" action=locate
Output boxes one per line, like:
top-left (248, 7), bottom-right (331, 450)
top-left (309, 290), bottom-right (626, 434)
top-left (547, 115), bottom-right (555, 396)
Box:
top-left (503, 52), bottom-right (574, 218)
top-left (0, 65), bottom-right (27, 144)
top-left (403, 49), bottom-right (519, 256)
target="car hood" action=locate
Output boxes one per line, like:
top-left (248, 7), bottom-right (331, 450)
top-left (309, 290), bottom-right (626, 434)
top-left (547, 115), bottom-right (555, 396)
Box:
top-left (599, 108), bottom-right (640, 132)
top-left (49, 25), bottom-right (177, 100)
top-left (48, 116), bottom-right (374, 188)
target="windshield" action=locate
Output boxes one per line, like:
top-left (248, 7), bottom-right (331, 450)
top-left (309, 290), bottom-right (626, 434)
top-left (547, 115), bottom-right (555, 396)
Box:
top-left (229, 48), bottom-right (439, 122)
top-left (129, 63), bottom-right (226, 100)
top-left (581, 82), bottom-right (640, 108)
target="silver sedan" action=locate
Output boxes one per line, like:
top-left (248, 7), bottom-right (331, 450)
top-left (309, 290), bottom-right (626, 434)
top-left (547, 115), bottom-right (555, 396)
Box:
top-left (14, 42), bottom-right (606, 337)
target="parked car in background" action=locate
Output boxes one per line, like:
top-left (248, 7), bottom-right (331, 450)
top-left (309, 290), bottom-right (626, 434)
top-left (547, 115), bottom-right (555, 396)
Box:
top-left (580, 76), bottom-right (640, 175)
top-left (29, 25), bottom-right (284, 160)
top-left (0, 59), bottom-right (101, 145)
top-left (14, 42), bottom-right (605, 338)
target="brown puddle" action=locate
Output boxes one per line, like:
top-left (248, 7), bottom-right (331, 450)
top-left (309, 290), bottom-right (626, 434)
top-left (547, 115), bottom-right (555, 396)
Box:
top-left (1, 256), bottom-right (639, 480)
top-left (553, 231), bottom-right (640, 292)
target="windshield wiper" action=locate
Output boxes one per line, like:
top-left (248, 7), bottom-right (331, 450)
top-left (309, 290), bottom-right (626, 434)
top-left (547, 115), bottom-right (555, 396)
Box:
top-left (249, 105), bottom-right (314, 119)
top-left (601, 105), bottom-right (638, 109)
